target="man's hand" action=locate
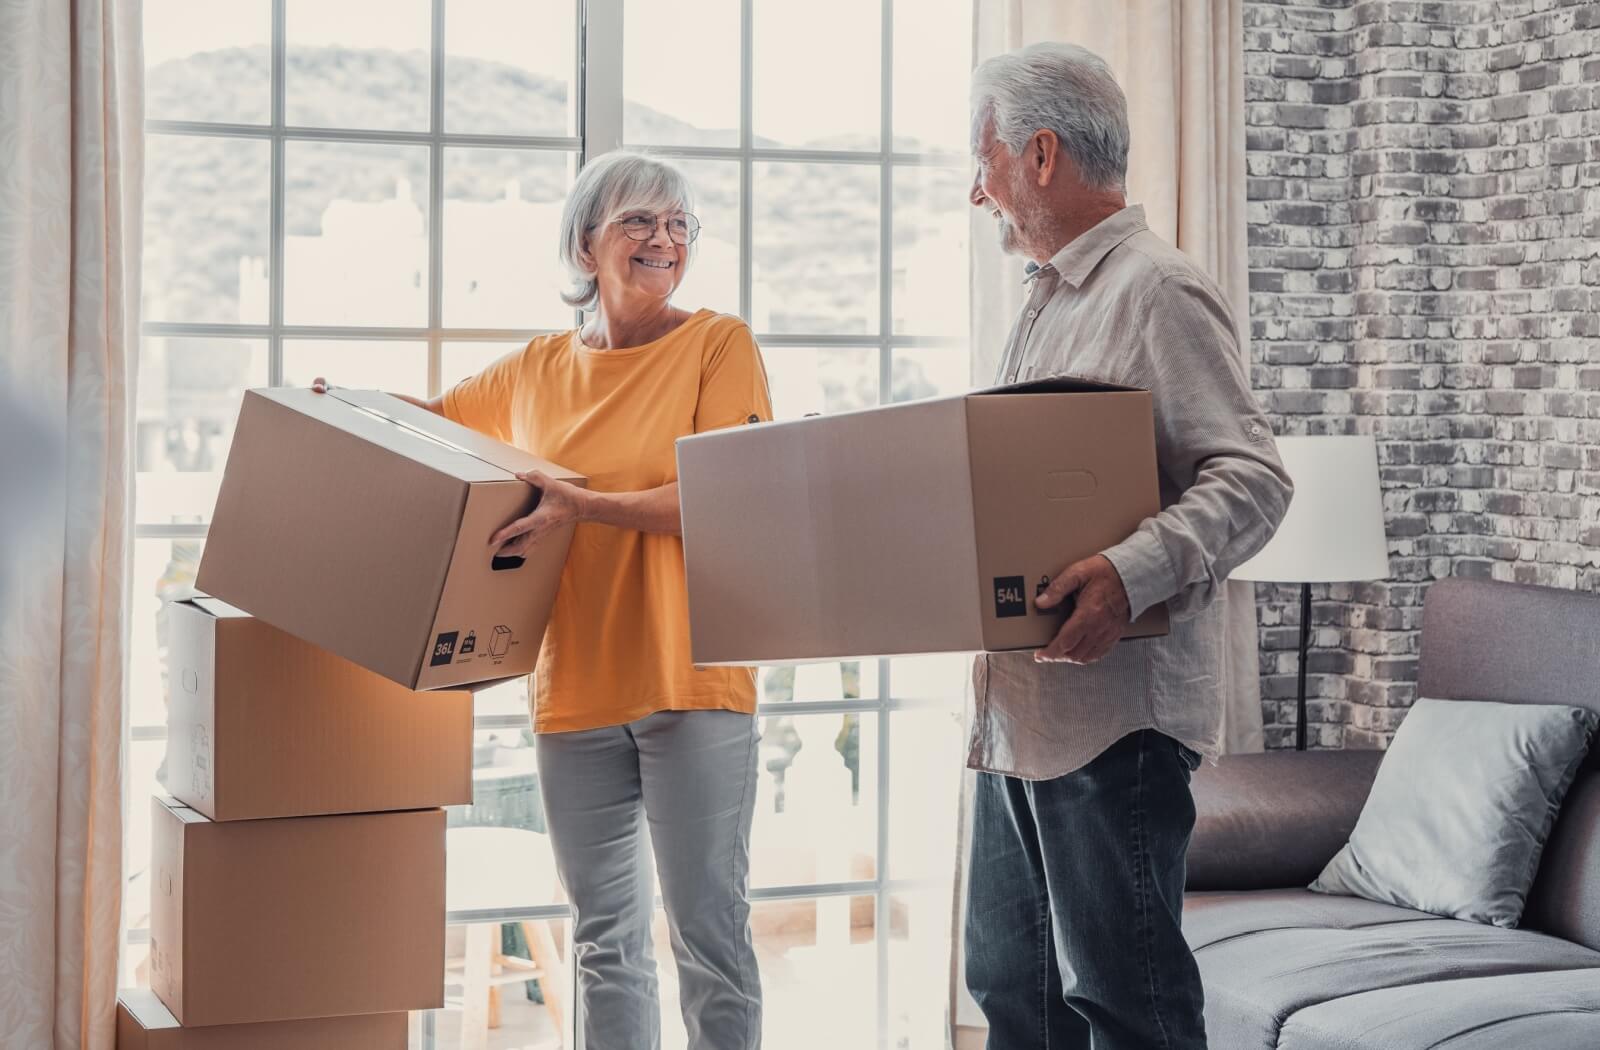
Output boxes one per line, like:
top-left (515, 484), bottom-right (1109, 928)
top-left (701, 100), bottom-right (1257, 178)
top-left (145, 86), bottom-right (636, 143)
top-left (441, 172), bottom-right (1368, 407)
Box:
top-left (489, 470), bottom-right (591, 557)
top-left (1034, 554), bottom-right (1132, 665)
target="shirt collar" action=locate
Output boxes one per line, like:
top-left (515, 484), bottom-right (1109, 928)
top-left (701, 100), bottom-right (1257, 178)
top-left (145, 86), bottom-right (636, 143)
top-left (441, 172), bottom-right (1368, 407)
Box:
top-left (1036, 204), bottom-right (1148, 289)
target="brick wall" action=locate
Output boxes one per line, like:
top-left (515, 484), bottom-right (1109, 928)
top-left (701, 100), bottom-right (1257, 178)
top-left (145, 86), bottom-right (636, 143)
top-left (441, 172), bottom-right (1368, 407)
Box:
top-left (1244, 0), bottom-right (1600, 748)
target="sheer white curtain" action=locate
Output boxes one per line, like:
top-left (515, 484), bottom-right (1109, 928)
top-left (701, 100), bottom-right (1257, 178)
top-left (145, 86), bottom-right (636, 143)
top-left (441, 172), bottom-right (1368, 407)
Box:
top-left (955, 1), bottom-right (1251, 1041)
top-left (0, 1), bottom-right (142, 1047)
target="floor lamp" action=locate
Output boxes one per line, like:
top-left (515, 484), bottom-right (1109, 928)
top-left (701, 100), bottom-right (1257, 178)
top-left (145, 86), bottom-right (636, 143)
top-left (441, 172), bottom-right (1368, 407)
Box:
top-left (1233, 436), bottom-right (1390, 750)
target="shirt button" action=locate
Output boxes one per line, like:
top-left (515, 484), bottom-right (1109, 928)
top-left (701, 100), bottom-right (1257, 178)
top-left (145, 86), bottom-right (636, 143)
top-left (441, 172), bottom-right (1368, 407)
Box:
top-left (1026, 309), bottom-right (1038, 319)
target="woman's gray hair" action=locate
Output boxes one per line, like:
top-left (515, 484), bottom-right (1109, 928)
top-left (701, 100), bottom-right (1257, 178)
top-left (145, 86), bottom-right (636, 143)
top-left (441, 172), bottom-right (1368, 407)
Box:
top-left (558, 150), bottom-right (696, 311)
top-left (971, 42), bottom-right (1130, 191)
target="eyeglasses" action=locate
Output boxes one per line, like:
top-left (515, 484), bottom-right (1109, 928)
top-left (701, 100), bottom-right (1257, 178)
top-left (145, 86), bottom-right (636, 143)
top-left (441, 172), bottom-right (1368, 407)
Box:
top-left (612, 212), bottom-right (701, 245)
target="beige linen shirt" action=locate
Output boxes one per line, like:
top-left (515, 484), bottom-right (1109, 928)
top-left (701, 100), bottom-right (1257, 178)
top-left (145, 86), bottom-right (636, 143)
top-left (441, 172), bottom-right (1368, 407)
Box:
top-left (967, 204), bottom-right (1293, 780)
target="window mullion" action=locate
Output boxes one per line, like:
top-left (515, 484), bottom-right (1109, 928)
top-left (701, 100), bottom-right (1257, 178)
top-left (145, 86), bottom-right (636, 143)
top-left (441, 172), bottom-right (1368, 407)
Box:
top-left (580, 0), bottom-right (624, 161)
top-left (427, 0), bottom-right (446, 397)
top-left (877, 2), bottom-right (896, 1043)
top-left (268, 0), bottom-right (286, 386)
top-left (739, 0), bottom-right (754, 323)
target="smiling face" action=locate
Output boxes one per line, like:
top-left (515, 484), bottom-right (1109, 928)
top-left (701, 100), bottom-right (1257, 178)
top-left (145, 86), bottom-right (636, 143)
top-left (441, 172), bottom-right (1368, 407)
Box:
top-left (970, 113), bottom-right (1035, 257)
top-left (584, 205), bottom-right (691, 311)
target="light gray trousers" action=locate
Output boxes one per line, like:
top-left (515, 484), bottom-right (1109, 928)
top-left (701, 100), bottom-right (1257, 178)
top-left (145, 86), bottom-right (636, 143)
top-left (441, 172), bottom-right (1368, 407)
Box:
top-left (536, 709), bottom-right (762, 1050)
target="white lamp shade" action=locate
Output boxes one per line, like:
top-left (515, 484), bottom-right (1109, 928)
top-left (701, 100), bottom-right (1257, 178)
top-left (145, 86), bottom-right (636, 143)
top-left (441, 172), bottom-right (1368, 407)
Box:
top-left (1232, 435), bottom-right (1390, 584)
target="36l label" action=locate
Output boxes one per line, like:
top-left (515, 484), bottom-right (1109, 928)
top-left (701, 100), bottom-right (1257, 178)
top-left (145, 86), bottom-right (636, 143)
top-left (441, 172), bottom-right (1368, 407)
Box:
top-left (430, 631), bottom-right (459, 666)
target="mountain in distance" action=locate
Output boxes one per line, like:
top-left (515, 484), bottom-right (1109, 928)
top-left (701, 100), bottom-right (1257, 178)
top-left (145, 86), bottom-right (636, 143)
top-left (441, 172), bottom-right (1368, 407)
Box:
top-left (144, 46), bottom-right (965, 356)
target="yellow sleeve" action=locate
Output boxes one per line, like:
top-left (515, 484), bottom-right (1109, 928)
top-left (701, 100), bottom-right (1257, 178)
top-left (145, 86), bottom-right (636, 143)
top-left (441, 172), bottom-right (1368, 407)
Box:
top-left (694, 319), bottom-right (774, 433)
top-left (440, 344), bottom-right (525, 443)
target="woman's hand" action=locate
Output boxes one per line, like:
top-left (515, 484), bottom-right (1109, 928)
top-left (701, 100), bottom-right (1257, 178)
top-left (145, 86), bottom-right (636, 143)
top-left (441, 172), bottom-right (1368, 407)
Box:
top-left (490, 470), bottom-right (592, 557)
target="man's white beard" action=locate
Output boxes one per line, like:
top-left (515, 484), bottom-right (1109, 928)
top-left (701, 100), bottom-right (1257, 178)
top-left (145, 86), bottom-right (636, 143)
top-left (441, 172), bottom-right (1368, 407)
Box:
top-left (997, 216), bottom-right (1021, 254)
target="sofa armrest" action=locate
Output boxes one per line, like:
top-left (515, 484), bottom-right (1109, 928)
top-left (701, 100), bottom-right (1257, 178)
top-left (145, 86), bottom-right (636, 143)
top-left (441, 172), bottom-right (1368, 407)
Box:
top-left (1186, 749), bottom-right (1385, 891)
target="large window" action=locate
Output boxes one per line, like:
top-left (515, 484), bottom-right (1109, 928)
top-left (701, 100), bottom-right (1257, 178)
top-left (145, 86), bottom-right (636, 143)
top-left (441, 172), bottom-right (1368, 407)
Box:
top-left (133, 1), bottom-right (971, 1045)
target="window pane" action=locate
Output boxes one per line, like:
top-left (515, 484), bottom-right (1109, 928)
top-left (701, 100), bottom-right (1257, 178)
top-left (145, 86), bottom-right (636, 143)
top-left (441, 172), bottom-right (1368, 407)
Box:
top-left (887, 891), bottom-right (956, 1048)
top-left (623, 0), bottom-right (740, 148)
top-left (285, 0), bottom-right (430, 131)
top-left (136, 338), bottom-right (266, 527)
top-left (753, 163), bottom-right (879, 335)
top-left (886, 700), bottom-right (965, 880)
top-left (753, 711), bottom-right (877, 889)
top-left (280, 340), bottom-right (428, 396)
top-left (128, 538), bottom-right (204, 733)
top-left (144, 0), bottom-right (270, 125)
top-left (652, 897), bottom-right (880, 1048)
top-left (891, 347), bottom-right (971, 402)
top-left (431, 917), bottom-right (573, 1047)
top-left (443, 148), bottom-right (575, 330)
top-left (762, 348), bottom-right (878, 421)
top-left (748, 896), bottom-right (878, 1046)
top-left (892, 0), bottom-right (973, 153)
top-left (283, 141), bottom-right (430, 327)
top-left (893, 166), bottom-right (971, 337)
top-left (442, 341), bottom-right (528, 393)
top-left (670, 159), bottom-right (741, 319)
top-left (753, 0), bottom-right (880, 150)
top-left (120, 739), bottom-right (168, 989)
top-left (758, 660), bottom-right (881, 705)
top-left (469, 676), bottom-right (531, 720)
top-left (144, 134), bottom-right (270, 325)
top-left (446, 0), bottom-right (577, 137)
top-left (449, 733), bottom-right (550, 845)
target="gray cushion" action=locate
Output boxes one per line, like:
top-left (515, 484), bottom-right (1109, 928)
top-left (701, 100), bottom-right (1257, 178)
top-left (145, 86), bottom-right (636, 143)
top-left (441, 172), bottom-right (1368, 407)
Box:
top-left (1279, 969), bottom-right (1600, 1050)
top-left (1184, 889), bottom-right (1600, 1050)
top-left (1185, 888), bottom-right (1434, 951)
top-left (1310, 698), bottom-right (1598, 927)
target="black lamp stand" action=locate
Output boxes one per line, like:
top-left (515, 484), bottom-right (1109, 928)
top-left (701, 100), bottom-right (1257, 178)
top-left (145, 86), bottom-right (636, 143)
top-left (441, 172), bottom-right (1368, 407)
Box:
top-left (1294, 581), bottom-right (1311, 751)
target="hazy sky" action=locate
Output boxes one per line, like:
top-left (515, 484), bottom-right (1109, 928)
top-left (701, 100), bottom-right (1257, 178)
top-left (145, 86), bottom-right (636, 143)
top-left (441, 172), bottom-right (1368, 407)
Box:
top-left (142, 0), bottom-right (968, 148)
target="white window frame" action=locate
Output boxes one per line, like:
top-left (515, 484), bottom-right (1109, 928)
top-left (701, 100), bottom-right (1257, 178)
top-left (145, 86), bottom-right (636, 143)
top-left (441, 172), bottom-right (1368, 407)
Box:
top-left (132, 2), bottom-right (970, 1044)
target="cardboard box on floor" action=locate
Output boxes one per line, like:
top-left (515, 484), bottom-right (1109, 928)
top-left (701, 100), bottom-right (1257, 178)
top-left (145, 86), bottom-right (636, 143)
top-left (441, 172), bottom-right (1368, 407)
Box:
top-left (116, 989), bottom-right (406, 1049)
top-left (150, 799), bottom-right (445, 1027)
top-left (197, 388), bottom-right (584, 690)
top-left (164, 595), bottom-right (473, 821)
top-left (676, 377), bottom-right (1170, 665)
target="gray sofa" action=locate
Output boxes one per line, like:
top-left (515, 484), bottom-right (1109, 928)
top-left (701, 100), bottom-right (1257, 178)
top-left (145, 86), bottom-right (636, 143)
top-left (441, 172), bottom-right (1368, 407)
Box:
top-left (1183, 577), bottom-right (1600, 1048)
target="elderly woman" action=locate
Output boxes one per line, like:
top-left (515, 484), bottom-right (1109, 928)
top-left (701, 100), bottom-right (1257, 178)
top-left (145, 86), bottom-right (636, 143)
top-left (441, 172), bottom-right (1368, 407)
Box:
top-left (319, 151), bottom-right (768, 1048)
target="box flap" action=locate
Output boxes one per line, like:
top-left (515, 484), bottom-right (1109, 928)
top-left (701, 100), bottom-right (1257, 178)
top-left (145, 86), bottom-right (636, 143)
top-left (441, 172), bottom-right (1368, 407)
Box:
top-left (183, 595), bottom-right (248, 620)
top-left (156, 795), bottom-right (210, 825)
top-left (118, 988), bottom-right (179, 1031)
top-left (325, 389), bottom-right (581, 483)
top-left (973, 375), bottom-right (1142, 396)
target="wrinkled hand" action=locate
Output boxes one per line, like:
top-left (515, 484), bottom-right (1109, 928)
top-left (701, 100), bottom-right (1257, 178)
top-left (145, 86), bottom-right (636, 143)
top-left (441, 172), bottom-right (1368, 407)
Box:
top-left (1034, 554), bottom-right (1131, 665)
top-left (489, 470), bottom-right (590, 558)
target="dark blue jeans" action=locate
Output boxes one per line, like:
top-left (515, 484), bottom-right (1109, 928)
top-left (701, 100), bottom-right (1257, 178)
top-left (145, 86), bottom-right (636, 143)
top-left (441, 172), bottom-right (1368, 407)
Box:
top-left (964, 729), bottom-right (1207, 1050)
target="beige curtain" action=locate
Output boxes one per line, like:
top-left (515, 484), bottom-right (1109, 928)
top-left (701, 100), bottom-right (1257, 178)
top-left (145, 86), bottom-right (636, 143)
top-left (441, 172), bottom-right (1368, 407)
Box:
top-left (0, 1), bottom-right (142, 1048)
top-left (955, 1), bottom-right (1251, 1041)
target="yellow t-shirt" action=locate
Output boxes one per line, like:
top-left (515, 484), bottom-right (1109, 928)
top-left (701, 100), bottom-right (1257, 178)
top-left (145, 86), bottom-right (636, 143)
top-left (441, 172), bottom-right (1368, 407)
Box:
top-left (442, 309), bottom-right (773, 733)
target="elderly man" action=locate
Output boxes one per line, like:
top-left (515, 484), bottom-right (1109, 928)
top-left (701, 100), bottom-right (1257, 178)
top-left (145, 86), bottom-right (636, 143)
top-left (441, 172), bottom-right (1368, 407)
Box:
top-left (962, 43), bottom-right (1293, 1049)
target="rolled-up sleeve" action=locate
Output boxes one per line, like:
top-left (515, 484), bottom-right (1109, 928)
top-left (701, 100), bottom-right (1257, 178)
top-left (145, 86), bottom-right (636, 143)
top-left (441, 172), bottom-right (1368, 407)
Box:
top-left (1100, 275), bottom-right (1294, 621)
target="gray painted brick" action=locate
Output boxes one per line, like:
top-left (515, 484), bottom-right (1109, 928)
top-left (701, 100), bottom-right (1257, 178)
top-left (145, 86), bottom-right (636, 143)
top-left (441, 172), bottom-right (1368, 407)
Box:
top-left (1244, 0), bottom-right (1600, 749)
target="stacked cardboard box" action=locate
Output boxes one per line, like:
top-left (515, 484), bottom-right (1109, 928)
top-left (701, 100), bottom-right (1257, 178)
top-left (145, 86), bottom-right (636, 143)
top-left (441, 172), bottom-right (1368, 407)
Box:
top-left (121, 390), bottom-right (582, 1045)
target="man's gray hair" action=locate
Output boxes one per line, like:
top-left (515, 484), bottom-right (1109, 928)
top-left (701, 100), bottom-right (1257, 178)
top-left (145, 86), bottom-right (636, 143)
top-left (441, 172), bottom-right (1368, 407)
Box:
top-left (558, 150), bottom-right (696, 311)
top-left (971, 42), bottom-right (1130, 191)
